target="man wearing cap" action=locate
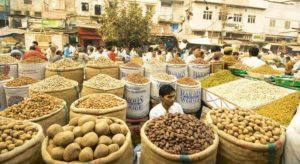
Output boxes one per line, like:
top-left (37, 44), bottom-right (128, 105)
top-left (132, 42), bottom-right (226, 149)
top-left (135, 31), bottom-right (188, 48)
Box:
top-left (221, 47), bottom-right (237, 63)
top-left (241, 47), bottom-right (265, 68)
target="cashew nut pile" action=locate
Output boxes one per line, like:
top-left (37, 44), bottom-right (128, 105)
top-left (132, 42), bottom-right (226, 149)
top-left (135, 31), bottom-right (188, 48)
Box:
top-left (30, 75), bottom-right (77, 92)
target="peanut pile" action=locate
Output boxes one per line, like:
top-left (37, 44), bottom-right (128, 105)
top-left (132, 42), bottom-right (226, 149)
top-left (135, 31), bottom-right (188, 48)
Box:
top-left (77, 94), bottom-right (126, 109)
top-left (123, 73), bottom-right (149, 84)
top-left (122, 62), bottom-right (142, 67)
top-left (177, 77), bottom-right (199, 86)
top-left (145, 113), bottom-right (214, 154)
top-left (0, 73), bottom-right (10, 81)
top-left (30, 75), bottom-right (77, 92)
top-left (21, 56), bottom-right (46, 63)
top-left (84, 74), bottom-right (124, 90)
top-left (87, 57), bottom-right (114, 66)
top-left (0, 93), bottom-right (63, 120)
top-left (168, 57), bottom-right (185, 64)
top-left (152, 73), bottom-right (175, 81)
top-left (48, 59), bottom-right (81, 69)
top-left (6, 76), bottom-right (37, 87)
top-left (0, 55), bottom-right (18, 64)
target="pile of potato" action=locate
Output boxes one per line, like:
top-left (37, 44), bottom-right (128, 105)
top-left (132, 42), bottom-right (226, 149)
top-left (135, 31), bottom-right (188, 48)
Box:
top-left (210, 109), bottom-right (282, 144)
top-left (0, 119), bottom-right (38, 154)
top-left (46, 116), bottom-right (128, 162)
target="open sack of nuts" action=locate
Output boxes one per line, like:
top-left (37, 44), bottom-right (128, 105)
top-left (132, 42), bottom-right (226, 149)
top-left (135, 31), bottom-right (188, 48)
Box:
top-left (85, 57), bottom-right (119, 80)
top-left (41, 115), bottom-right (133, 164)
top-left (70, 93), bottom-right (127, 121)
top-left (140, 113), bottom-right (219, 164)
top-left (206, 108), bottom-right (285, 164)
top-left (0, 117), bottom-right (44, 164)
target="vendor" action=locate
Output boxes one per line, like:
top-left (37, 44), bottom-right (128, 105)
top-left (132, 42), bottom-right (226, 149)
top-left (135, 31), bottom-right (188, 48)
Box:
top-left (149, 84), bottom-right (184, 119)
top-left (185, 46), bottom-right (204, 63)
top-left (221, 47), bottom-right (237, 63)
top-left (241, 47), bottom-right (265, 68)
top-left (285, 56), bottom-right (295, 75)
top-left (23, 46), bottom-right (47, 61)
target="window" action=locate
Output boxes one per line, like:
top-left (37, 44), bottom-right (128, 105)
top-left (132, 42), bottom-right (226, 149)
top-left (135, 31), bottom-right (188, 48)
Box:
top-left (203, 11), bottom-right (212, 20)
top-left (24, 0), bottom-right (32, 4)
top-left (25, 11), bottom-right (30, 16)
top-left (34, 12), bottom-right (41, 17)
top-left (285, 21), bottom-right (290, 29)
top-left (270, 19), bottom-right (276, 27)
top-left (81, 2), bottom-right (89, 11)
top-left (95, 5), bottom-right (101, 15)
top-left (233, 14), bottom-right (242, 22)
top-left (218, 12), bottom-right (227, 20)
top-left (248, 15), bottom-right (256, 24)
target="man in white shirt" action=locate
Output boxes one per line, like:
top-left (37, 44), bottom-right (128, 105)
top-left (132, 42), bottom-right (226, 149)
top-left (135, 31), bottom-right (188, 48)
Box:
top-left (185, 46), bottom-right (203, 63)
top-left (149, 84), bottom-right (184, 119)
top-left (241, 47), bottom-right (265, 68)
top-left (165, 48), bottom-right (173, 62)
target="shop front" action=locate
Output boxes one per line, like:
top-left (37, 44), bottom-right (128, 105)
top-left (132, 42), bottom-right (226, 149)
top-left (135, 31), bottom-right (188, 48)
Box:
top-left (77, 27), bottom-right (104, 48)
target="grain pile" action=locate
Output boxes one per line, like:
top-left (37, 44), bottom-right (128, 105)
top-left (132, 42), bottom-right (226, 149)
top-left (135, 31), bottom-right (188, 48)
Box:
top-left (30, 75), bottom-right (77, 92)
top-left (0, 55), bottom-right (18, 64)
top-left (168, 57), bottom-right (185, 64)
top-left (87, 57), bottom-right (114, 66)
top-left (123, 73), bottom-right (149, 84)
top-left (47, 59), bottom-right (81, 69)
top-left (250, 65), bottom-right (282, 75)
top-left (190, 58), bottom-right (208, 64)
top-left (76, 94), bottom-right (126, 109)
top-left (201, 70), bottom-right (240, 88)
top-left (177, 77), bottom-right (199, 86)
top-left (152, 73), bottom-right (175, 81)
top-left (0, 73), bottom-right (10, 81)
top-left (122, 62), bottom-right (142, 67)
top-left (230, 62), bottom-right (251, 70)
top-left (6, 76), bottom-right (37, 87)
top-left (21, 56), bottom-right (46, 63)
top-left (84, 74), bottom-right (124, 90)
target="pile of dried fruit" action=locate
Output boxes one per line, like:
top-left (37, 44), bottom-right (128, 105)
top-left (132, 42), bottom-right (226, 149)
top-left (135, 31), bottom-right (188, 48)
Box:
top-left (250, 64), bottom-right (282, 75)
top-left (152, 73), bottom-right (175, 81)
top-left (168, 57), bottom-right (185, 64)
top-left (122, 62), bottom-right (142, 68)
top-left (87, 57), bottom-right (114, 66)
top-left (256, 92), bottom-right (300, 125)
top-left (210, 109), bottom-right (282, 144)
top-left (201, 70), bottom-right (240, 88)
top-left (83, 74), bottom-right (124, 90)
top-left (190, 58), bottom-right (208, 64)
top-left (123, 73), bottom-right (149, 84)
top-left (0, 73), bottom-right (10, 81)
top-left (6, 76), bottom-right (37, 87)
top-left (177, 77), bottom-right (199, 86)
top-left (0, 119), bottom-right (38, 154)
top-left (30, 75), bottom-right (77, 92)
top-left (76, 94), bottom-right (126, 109)
top-left (48, 59), bottom-right (81, 69)
top-left (0, 55), bottom-right (18, 64)
top-left (145, 113), bottom-right (214, 154)
top-left (230, 62), bottom-right (251, 70)
top-left (46, 116), bottom-right (128, 162)
top-left (0, 93), bottom-right (63, 120)
top-left (21, 56), bottom-right (46, 63)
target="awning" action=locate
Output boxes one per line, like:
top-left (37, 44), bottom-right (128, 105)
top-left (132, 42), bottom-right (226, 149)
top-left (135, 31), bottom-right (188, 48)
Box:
top-left (224, 40), bottom-right (242, 45)
top-left (0, 28), bottom-right (26, 37)
top-left (0, 37), bottom-right (17, 44)
top-left (77, 27), bottom-right (101, 40)
top-left (288, 45), bottom-right (300, 52)
top-left (76, 24), bottom-right (100, 29)
top-left (187, 37), bottom-right (218, 45)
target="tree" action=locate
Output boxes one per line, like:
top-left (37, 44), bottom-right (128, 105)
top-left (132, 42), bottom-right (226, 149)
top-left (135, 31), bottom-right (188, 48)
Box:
top-left (98, 1), bottom-right (153, 48)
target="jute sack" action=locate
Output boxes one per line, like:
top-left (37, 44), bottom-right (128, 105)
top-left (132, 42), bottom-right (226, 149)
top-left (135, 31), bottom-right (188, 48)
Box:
top-left (45, 65), bottom-right (84, 89)
top-left (81, 82), bottom-right (124, 98)
top-left (3, 84), bottom-right (30, 106)
top-left (41, 116), bottom-right (133, 164)
top-left (140, 121), bottom-right (219, 164)
top-left (206, 112), bottom-right (285, 164)
top-left (69, 93), bottom-right (127, 121)
top-left (0, 117), bottom-right (45, 164)
top-left (0, 77), bottom-right (13, 110)
top-left (85, 64), bottom-right (119, 80)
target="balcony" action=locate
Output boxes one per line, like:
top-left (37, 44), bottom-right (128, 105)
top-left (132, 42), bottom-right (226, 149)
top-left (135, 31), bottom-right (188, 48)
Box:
top-left (158, 14), bottom-right (184, 23)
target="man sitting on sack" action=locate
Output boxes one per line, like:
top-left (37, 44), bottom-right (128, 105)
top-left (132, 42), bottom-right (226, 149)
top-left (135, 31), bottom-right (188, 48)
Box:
top-left (149, 84), bottom-right (184, 119)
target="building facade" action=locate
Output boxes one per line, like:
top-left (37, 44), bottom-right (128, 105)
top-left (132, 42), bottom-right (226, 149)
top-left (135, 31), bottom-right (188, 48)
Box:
top-left (0, 0), bottom-right (9, 27)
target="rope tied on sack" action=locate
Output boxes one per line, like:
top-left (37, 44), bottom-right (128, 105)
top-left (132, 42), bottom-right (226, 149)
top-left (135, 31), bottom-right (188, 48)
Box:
top-left (179, 153), bottom-right (191, 164)
top-left (63, 104), bottom-right (68, 124)
top-left (267, 143), bottom-right (276, 164)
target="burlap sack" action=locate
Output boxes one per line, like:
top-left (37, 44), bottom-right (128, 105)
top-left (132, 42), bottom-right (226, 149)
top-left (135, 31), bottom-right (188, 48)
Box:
top-left (85, 65), bottom-right (119, 80)
top-left (41, 116), bottom-right (133, 164)
top-left (81, 84), bottom-right (124, 98)
top-left (69, 93), bottom-right (127, 121)
top-left (206, 111), bottom-right (285, 164)
top-left (140, 121), bottom-right (219, 164)
top-left (0, 117), bottom-right (45, 164)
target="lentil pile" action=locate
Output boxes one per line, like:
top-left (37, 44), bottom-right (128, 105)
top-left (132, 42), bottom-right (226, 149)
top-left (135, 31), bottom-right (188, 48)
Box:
top-left (152, 73), bottom-right (175, 81)
top-left (123, 73), bottom-right (149, 84)
top-left (6, 76), bottom-right (37, 87)
top-left (210, 109), bottom-right (282, 144)
top-left (0, 55), bottom-right (18, 64)
top-left (230, 62), bottom-right (251, 70)
top-left (21, 56), bottom-right (46, 63)
top-left (0, 119), bottom-right (38, 154)
top-left (190, 58), bottom-right (208, 64)
top-left (145, 113), bottom-right (215, 154)
top-left (122, 62), bottom-right (142, 67)
top-left (0, 93), bottom-right (63, 120)
top-left (201, 70), bottom-right (240, 88)
top-left (48, 59), bottom-right (81, 69)
top-left (250, 64), bottom-right (282, 75)
top-left (77, 94), bottom-right (126, 109)
top-left (84, 74), bottom-right (124, 90)
top-left (0, 73), bottom-right (10, 81)
top-left (177, 77), bottom-right (199, 86)
top-left (256, 92), bottom-right (300, 125)
top-left (87, 57), bottom-right (114, 66)
top-left (30, 75), bottom-right (77, 92)
top-left (168, 57), bottom-right (185, 64)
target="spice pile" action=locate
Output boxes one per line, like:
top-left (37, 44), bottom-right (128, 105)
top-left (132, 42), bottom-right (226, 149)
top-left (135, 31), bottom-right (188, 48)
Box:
top-left (123, 73), bottom-right (149, 84)
top-left (201, 70), bottom-right (240, 88)
top-left (177, 77), bottom-right (199, 86)
top-left (48, 59), bottom-right (81, 69)
top-left (87, 57), bottom-right (114, 66)
top-left (0, 55), bottom-right (18, 64)
top-left (21, 56), bottom-right (46, 63)
top-left (190, 58), bottom-right (208, 64)
top-left (122, 62), bottom-right (142, 67)
top-left (256, 92), bottom-right (300, 125)
top-left (210, 109), bottom-right (282, 144)
top-left (250, 65), bottom-right (282, 75)
top-left (77, 94), bottom-right (126, 109)
top-left (0, 119), bottom-right (38, 154)
top-left (0, 73), bottom-right (10, 81)
top-left (145, 113), bottom-right (214, 154)
top-left (207, 79), bottom-right (295, 109)
top-left (46, 116), bottom-right (128, 162)
top-left (152, 73), bottom-right (175, 81)
top-left (0, 93), bottom-right (63, 120)
top-left (230, 62), bottom-right (251, 70)
top-left (168, 57), bottom-right (185, 64)
top-left (30, 75), bottom-right (77, 92)
top-left (84, 74), bottom-right (124, 90)
top-left (6, 76), bottom-right (37, 87)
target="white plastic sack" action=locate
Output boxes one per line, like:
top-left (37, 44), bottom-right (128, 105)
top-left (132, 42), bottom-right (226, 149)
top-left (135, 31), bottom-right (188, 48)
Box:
top-left (0, 77), bottom-right (13, 110)
top-left (4, 85), bottom-right (30, 106)
top-left (144, 63), bottom-right (166, 77)
top-left (188, 64), bottom-right (210, 79)
top-left (150, 75), bottom-right (176, 100)
top-left (283, 105), bottom-right (300, 164)
top-left (119, 66), bottom-right (144, 79)
top-left (166, 64), bottom-right (188, 79)
top-left (18, 62), bottom-right (47, 80)
top-left (176, 82), bottom-right (201, 113)
top-left (0, 64), bottom-right (18, 78)
top-left (124, 81), bottom-right (150, 119)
